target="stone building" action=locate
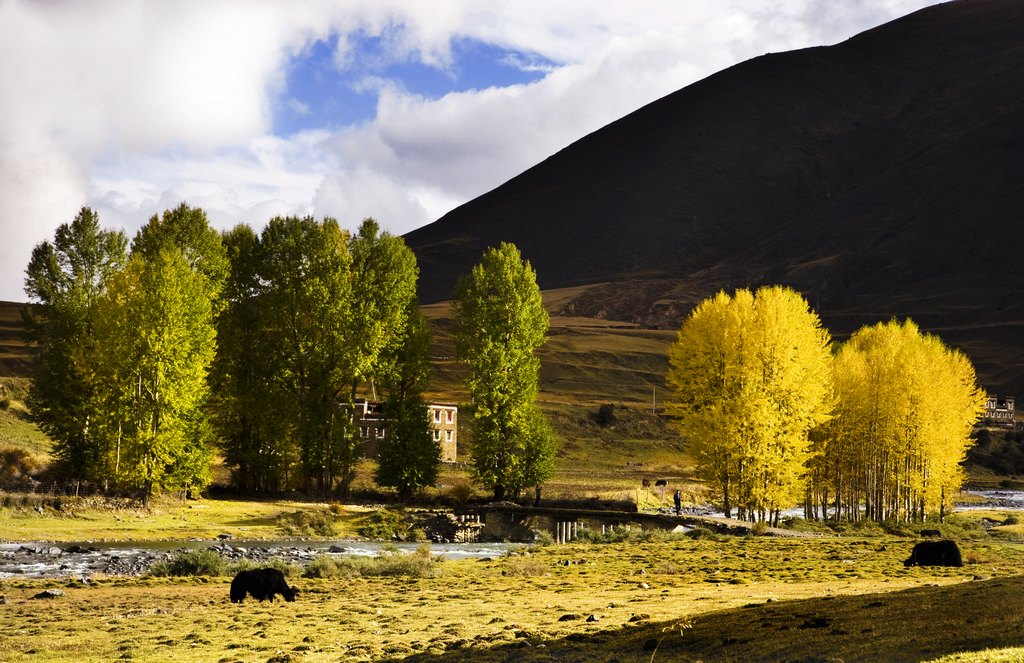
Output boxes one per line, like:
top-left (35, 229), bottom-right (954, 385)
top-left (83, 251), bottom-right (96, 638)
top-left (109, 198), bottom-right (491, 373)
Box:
top-left (984, 395), bottom-right (1016, 428)
top-left (352, 399), bottom-right (458, 462)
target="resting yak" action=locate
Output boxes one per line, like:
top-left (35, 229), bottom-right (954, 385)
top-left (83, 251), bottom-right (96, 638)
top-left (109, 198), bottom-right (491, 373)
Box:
top-left (903, 539), bottom-right (963, 567)
top-left (230, 567), bottom-right (299, 603)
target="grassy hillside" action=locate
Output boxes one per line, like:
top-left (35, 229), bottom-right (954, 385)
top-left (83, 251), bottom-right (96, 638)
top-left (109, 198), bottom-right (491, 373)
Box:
top-left (421, 291), bottom-right (690, 489)
top-left (0, 301), bottom-right (32, 378)
top-left (0, 377), bottom-right (49, 459)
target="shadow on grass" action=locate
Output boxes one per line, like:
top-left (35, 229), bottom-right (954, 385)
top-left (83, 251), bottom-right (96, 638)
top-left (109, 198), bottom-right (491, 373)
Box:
top-left (396, 576), bottom-right (1024, 663)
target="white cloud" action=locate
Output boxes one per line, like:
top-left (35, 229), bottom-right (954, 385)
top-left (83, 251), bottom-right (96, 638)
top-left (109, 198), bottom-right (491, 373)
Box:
top-left (0, 0), bottom-right (942, 300)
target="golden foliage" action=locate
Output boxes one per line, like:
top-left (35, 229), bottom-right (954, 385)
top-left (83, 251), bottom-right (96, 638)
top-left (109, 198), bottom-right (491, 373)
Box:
top-left (666, 286), bottom-right (833, 521)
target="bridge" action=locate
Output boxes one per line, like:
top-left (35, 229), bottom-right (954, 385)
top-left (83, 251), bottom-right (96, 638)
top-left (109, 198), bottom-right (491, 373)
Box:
top-left (459, 503), bottom-right (802, 543)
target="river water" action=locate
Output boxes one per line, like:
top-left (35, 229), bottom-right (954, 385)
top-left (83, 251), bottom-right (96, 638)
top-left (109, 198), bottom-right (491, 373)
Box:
top-left (0, 539), bottom-right (512, 579)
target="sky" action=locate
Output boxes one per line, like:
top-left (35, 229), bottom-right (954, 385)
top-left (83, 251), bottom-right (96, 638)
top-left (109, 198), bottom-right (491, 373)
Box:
top-left (0, 0), bottom-right (944, 302)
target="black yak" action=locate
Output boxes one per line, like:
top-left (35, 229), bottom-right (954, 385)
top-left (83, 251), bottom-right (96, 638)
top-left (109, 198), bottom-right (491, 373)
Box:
top-left (903, 539), bottom-right (963, 567)
top-left (230, 568), bottom-right (299, 603)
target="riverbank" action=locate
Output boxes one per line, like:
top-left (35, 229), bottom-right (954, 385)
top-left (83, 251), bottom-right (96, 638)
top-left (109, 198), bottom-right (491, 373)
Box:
top-left (0, 539), bottom-right (512, 579)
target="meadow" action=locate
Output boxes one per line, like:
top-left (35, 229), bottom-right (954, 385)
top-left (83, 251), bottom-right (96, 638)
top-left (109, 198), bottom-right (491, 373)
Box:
top-left (2, 530), bottom-right (1024, 662)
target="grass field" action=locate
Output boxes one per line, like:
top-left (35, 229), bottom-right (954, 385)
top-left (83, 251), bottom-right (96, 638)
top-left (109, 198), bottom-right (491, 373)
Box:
top-left (1, 534), bottom-right (1023, 662)
top-left (0, 496), bottom-right (374, 542)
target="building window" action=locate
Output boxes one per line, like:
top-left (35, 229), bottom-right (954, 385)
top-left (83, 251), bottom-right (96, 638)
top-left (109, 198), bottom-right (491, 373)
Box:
top-left (446, 410), bottom-right (454, 423)
top-left (376, 427), bottom-right (386, 439)
top-left (434, 409), bottom-right (441, 423)
top-left (446, 429), bottom-right (453, 442)
top-left (433, 430), bottom-right (440, 442)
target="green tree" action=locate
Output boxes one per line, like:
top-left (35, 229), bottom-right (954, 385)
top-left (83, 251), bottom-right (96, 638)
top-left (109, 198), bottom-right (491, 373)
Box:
top-left (666, 286), bottom-right (833, 522)
top-left (256, 216), bottom-right (356, 496)
top-left (23, 207), bottom-right (128, 481)
top-left (210, 225), bottom-right (297, 492)
top-left (375, 302), bottom-right (440, 501)
top-left (213, 217), bottom-right (421, 497)
top-left (91, 248), bottom-right (218, 505)
top-left (348, 218), bottom-right (420, 394)
top-left (132, 203), bottom-right (230, 308)
top-left (452, 242), bottom-right (555, 501)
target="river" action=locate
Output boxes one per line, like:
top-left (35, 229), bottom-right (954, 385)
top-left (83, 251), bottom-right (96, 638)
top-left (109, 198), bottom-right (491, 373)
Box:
top-left (0, 539), bottom-right (513, 579)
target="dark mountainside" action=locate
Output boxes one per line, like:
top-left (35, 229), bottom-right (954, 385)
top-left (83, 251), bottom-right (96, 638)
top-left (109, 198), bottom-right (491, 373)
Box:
top-left (406, 0), bottom-right (1024, 394)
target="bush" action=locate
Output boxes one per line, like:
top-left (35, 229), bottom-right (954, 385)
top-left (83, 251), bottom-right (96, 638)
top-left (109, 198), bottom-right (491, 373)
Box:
top-left (276, 509), bottom-right (337, 537)
top-left (574, 526), bottom-right (689, 544)
top-left (356, 508), bottom-right (408, 540)
top-left (448, 481), bottom-right (475, 505)
top-left (532, 530), bottom-right (555, 547)
top-left (149, 549), bottom-right (227, 577)
top-left (501, 555), bottom-right (549, 577)
top-left (686, 527), bottom-right (729, 542)
top-left (303, 555), bottom-right (352, 579)
top-left (0, 447), bottom-right (41, 482)
top-left (779, 517), bottom-right (834, 534)
top-left (1004, 515), bottom-right (1020, 526)
top-left (302, 546), bottom-right (440, 579)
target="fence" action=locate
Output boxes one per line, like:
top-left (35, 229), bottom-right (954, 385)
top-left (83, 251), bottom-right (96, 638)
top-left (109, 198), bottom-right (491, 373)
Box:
top-left (0, 480), bottom-right (111, 497)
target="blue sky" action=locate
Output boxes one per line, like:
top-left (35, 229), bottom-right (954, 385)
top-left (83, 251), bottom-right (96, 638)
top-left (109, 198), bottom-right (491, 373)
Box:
top-left (0, 0), bottom-right (943, 301)
top-left (275, 35), bottom-right (555, 135)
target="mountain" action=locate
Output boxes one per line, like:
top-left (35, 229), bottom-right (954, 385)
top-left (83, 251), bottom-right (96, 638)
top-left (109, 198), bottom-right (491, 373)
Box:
top-left (406, 0), bottom-right (1024, 394)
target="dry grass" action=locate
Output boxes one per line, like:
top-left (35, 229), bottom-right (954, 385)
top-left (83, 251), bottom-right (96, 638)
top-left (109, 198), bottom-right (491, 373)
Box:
top-left (1, 536), bottom-right (1023, 662)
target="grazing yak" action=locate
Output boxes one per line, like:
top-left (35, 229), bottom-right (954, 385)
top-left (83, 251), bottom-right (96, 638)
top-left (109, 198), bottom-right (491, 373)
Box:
top-left (230, 568), bottom-right (299, 603)
top-left (903, 539), bottom-right (963, 567)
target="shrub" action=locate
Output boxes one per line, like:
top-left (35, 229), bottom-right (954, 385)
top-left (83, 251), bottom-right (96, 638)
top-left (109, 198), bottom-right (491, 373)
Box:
top-left (356, 508), bottom-right (408, 540)
top-left (501, 556), bottom-right (549, 577)
top-left (302, 555), bottom-right (351, 579)
top-left (574, 526), bottom-right (689, 544)
top-left (0, 447), bottom-right (40, 482)
top-left (276, 509), bottom-right (337, 536)
top-left (779, 517), bottom-right (834, 534)
top-left (149, 549), bottom-right (227, 577)
top-left (687, 527), bottom-right (728, 542)
top-left (302, 546), bottom-right (440, 579)
top-left (448, 481), bottom-right (475, 505)
top-left (828, 519), bottom-right (887, 537)
top-left (532, 530), bottom-right (555, 547)
top-left (1004, 514), bottom-right (1020, 526)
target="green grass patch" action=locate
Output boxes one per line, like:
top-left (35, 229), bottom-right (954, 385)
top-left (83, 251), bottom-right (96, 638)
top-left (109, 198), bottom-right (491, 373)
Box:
top-left (148, 549), bottom-right (227, 577)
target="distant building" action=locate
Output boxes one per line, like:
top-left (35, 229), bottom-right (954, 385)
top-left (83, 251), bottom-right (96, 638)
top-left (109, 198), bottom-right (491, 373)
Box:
top-left (984, 395), bottom-right (1016, 428)
top-left (351, 399), bottom-right (458, 462)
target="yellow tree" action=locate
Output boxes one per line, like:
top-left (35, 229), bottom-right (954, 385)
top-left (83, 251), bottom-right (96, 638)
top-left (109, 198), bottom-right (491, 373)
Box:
top-left (667, 286), bottom-right (832, 522)
top-left (821, 320), bottom-right (985, 523)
